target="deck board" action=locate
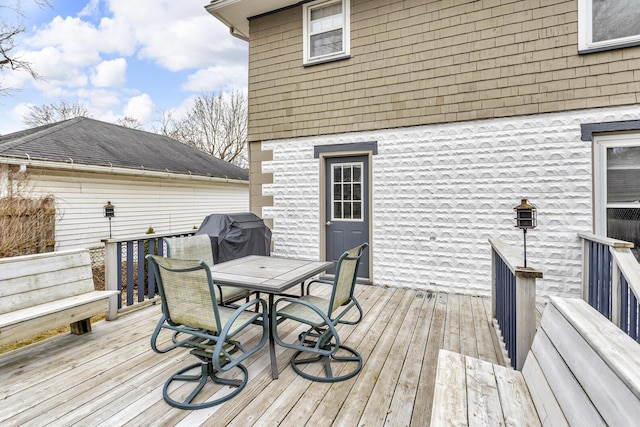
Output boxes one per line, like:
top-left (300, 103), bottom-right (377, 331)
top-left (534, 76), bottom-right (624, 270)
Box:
top-left (0, 287), bottom-right (504, 426)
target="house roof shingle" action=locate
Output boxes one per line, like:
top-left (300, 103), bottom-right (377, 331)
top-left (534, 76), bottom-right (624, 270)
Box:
top-left (0, 117), bottom-right (248, 181)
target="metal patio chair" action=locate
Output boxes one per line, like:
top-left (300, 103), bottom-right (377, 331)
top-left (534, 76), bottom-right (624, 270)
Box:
top-left (272, 243), bottom-right (368, 382)
top-left (165, 234), bottom-right (253, 305)
top-left (147, 255), bottom-right (268, 409)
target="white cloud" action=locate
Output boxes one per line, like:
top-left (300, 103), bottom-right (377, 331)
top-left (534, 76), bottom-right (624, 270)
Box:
top-left (123, 93), bottom-right (155, 122)
top-left (27, 16), bottom-right (116, 63)
top-left (76, 88), bottom-right (122, 109)
top-left (182, 65), bottom-right (248, 92)
top-left (107, 0), bottom-right (246, 72)
top-left (29, 46), bottom-right (89, 88)
top-left (91, 58), bottom-right (127, 87)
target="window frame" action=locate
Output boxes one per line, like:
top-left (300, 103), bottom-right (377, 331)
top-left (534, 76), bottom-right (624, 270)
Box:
top-left (594, 133), bottom-right (640, 235)
top-left (578, 0), bottom-right (640, 53)
top-left (302, 0), bottom-right (350, 66)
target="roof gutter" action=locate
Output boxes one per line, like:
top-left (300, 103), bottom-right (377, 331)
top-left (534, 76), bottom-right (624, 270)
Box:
top-left (0, 157), bottom-right (249, 185)
top-left (205, 0), bottom-right (249, 41)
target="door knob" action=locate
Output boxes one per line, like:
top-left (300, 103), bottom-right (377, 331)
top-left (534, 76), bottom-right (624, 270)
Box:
top-left (326, 221), bottom-right (332, 226)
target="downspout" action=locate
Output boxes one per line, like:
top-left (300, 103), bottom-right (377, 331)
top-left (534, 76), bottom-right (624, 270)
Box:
top-left (229, 27), bottom-right (248, 42)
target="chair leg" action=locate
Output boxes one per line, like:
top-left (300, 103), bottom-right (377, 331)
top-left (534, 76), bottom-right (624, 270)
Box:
top-left (290, 342), bottom-right (362, 383)
top-left (162, 358), bottom-right (248, 410)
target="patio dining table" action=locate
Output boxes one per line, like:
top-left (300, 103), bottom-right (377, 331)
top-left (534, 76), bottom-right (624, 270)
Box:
top-left (209, 255), bottom-right (333, 379)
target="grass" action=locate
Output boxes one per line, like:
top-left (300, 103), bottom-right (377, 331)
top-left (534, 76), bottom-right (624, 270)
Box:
top-left (0, 314), bottom-right (106, 355)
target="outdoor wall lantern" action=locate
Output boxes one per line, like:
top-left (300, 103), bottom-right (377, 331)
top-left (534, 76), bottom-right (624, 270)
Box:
top-left (104, 201), bottom-right (115, 238)
top-left (514, 198), bottom-right (537, 268)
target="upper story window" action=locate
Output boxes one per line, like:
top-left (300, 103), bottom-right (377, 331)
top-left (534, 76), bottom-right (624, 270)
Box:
top-left (303, 0), bottom-right (350, 65)
top-left (579, 0), bottom-right (640, 52)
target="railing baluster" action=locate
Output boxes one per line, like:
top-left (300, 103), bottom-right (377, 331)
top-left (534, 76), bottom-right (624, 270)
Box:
top-left (126, 242), bottom-right (134, 306)
top-left (137, 239), bottom-right (145, 303)
top-left (631, 289), bottom-right (637, 341)
top-left (621, 275), bottom-right (629, 334)
top-left (587, 242), bottom-right (599, 307)
top-left (117, 242), bottom-right (123, 310)
top-left (147, 237), bottom-right (157, 299)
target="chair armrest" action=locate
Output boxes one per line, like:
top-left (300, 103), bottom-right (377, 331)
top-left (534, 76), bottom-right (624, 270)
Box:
top-left (213, 298), bottom-right (268, 372)
top-left (272, 297), bottom-right (340, 355)
top-left (306, 278), bottom-right (333, 294)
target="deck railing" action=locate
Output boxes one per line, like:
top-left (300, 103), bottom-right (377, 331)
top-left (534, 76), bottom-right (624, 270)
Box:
top-left (103, 231), bottom-right (195, 319)
top-left (579, 232), bottom-right (640, 342)
top-left (489, 238), bottom-right (543, 370)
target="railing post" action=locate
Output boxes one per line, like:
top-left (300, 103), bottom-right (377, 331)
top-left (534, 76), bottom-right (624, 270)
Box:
top-left (103, 239), bottom-right (119, 320)
top-left (491, 247), bottom-right (497, 319)
top-left (489, 238), bottom-right (543, 370)
top-left (514, 267), bottom-right (542, 370)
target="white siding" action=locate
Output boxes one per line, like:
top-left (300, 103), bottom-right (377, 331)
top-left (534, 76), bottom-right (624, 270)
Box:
top-left (262, 105), bottom-right (640, 298)
top-left (25, 168), bottom-right (248, 251)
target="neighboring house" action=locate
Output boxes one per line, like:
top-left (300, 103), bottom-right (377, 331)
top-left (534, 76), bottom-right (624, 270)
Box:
top-left (0, 117), bottom-right (249, 251)
top-left (206, 0), bottom-right (640, 298)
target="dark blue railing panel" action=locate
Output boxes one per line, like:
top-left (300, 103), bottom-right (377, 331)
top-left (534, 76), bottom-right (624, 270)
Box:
top-left (113, 232), bottom-right (193, 309)
top-left (585, 238), bottom-right (640, 343)
top-left (588, 241), bottom-right (612, 320)
top-left (495, 251), bottom-right (517, 369)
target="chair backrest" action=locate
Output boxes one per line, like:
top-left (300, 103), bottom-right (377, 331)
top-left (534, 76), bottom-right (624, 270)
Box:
top-left (329, 243), bottom-right (368, 313)
top-left (165, 234), bottom-right (214, 265)
top-left (147, 255), bottom-right (223, 332)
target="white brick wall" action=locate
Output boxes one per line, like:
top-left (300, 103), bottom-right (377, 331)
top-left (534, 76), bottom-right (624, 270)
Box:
top-left (262, 105), bottom-right (640, 298)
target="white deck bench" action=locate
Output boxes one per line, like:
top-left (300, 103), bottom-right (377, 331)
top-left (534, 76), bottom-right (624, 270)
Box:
top-left (0, 249), bottom-right (119, 346)
top-left (431, 296), bottom-right (640, 426)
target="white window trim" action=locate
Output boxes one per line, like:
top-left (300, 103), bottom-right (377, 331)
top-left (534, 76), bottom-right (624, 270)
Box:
top-left (578, 0), bottom-right (640, 52)
top-left (594, 133), bottom-right (640, 234)
top-left (303, 0), bottom-right (350, 66)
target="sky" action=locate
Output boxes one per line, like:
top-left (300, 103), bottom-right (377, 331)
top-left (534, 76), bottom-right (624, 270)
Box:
top-left (0, 0), bottom-right (248, 135)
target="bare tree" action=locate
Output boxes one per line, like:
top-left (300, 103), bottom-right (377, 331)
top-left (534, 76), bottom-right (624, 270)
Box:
top-left (0, 1), bottom-right (51, 95)
top-left (22, 100), bottom-right (90, 127)
top-left (159, 91), bottom-right (248, 167)
top-left (117, 116), bottom-right (143, 129)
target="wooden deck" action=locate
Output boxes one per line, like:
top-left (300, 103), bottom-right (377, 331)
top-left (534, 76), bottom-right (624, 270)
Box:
top-left (0, 285), bottom-right (504, 426)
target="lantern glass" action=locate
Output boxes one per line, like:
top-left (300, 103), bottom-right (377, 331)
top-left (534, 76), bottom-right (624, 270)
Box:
top-left (104, 201), bottom-right (115, 218)
top-left (515, 198), bottom-right (536, 229)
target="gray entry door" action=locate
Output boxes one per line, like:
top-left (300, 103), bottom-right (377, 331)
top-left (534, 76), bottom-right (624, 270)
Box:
top-left (325, 156), bottom-right (370, 278)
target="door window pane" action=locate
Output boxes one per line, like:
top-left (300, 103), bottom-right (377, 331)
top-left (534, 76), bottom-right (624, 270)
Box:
top-left (331, 163), bottom-right (363, 221)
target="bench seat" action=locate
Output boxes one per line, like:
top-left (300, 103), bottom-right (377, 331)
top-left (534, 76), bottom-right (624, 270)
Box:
top-left (432, 350), bottom-right (540, 426)
top-left (431, 296), bottom-right (640, 426)
top-left (0, 249), bottom-right (119, 346)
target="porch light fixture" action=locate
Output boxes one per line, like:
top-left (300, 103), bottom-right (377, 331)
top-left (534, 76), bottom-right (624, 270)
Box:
top-left (104, 201), bottom-right (115, 238)
top-left (514, 198), bottom-right (537, 268)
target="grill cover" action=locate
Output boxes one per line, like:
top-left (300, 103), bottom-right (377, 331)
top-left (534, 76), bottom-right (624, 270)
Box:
top-left (195, 213), bottom-right (271, 263)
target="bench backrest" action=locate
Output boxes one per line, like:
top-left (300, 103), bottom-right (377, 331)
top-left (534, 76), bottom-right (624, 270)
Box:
top-left (0, 249), bottom-right (95, 315)
top-left (522, 297), bottom-right (640, 426)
